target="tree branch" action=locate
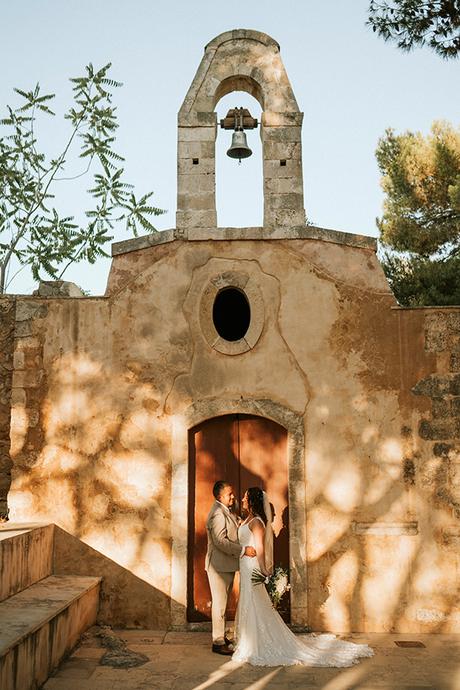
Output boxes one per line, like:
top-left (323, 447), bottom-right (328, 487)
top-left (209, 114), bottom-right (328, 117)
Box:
top-left (54, 156), bottom-right (93, 181)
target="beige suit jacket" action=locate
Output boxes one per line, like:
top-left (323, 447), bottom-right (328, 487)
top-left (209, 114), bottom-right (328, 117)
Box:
top-left (205, 500), bottom-right (241, 573)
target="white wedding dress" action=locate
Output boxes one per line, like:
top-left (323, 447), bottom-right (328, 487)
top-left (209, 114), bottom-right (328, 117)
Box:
top-left (232, 518), bottom-right (374, 667)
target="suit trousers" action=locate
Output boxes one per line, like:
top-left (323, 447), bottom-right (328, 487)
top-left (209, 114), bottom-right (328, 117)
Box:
top-left (206, 564), bottom-right (235, 644)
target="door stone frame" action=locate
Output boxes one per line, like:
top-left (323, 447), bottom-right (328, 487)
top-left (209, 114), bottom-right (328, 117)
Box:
top-left (170, 397), bottom-right (307, 629)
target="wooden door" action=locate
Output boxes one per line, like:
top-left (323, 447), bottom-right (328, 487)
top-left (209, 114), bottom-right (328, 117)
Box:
top-left (187, 414), bottom-right (290, 623)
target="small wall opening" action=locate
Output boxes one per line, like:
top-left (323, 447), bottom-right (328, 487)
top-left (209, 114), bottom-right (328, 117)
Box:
top-left (215, 91), bottom-right (263, 228)
top-left (212, 287), bottom-right (250, 342)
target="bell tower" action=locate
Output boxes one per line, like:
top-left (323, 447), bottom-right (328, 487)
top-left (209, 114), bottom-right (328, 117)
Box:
top-left (176, 29), bottom-right (306, 234)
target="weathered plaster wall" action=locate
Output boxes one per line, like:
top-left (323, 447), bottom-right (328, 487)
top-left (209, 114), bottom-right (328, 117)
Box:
top-left (7, 294), bottom-right (172, 627)
top-left (4, 237), bottom-right (460, 632)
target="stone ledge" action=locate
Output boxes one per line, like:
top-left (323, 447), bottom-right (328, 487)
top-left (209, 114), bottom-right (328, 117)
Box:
top-left (111, 229), bottom-right (176, 256)
top-left (185, 226), bottom-right (377, 249)
top-left (111, 225), bottom-right (377, 256)
top-left (392, 305), bottom-right (460, 310)
top-left (352, 522), bottom-right (418, 536)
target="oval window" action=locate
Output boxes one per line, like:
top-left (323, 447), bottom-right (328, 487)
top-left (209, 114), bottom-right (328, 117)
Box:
top-left (212, 287), bottom-right (251, 342)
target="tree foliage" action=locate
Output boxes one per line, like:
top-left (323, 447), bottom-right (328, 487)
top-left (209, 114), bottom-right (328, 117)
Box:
top-left (376, 121), bottom-right (460, 305)
top-left (0, 63), bottom-right (165, 293)
top-left (377, 121), bottom-right (460, 256)
top-left (368, 1), bottom-right (460, 58)
top-left (380, 251), bottom-right (460, 305)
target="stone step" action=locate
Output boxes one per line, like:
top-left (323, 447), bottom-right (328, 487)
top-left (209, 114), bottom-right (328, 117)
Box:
top-left (0, 523), bottom-right (54, 602)
top-left (0, 574), bottom-right (101, 690)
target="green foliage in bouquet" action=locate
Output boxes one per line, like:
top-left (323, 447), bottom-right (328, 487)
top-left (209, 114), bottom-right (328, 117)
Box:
top-left (251, 566), bottom-right (291, 608)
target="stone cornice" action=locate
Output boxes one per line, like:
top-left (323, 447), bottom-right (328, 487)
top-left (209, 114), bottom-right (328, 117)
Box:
top-left (111, 225), bottom-right (377, 256)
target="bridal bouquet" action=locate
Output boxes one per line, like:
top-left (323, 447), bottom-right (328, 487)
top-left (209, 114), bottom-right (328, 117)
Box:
top-left (251, 566), bottom-right (291, 608)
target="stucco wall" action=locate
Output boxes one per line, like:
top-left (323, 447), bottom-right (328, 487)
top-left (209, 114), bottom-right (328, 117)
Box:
top-left (3, 236), bottom-right (460, 632)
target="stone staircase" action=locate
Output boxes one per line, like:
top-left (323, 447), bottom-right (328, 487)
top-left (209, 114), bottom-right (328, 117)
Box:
top-left (0, 523), bottom-right (101, 690)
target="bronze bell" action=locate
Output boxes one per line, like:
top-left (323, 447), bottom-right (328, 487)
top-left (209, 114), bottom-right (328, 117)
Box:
top-left (227, 128), bottom-right (252, 162)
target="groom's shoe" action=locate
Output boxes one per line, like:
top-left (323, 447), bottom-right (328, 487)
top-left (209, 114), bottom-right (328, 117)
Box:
top-left (224, 635), bottom-right (234, 650)
top-left (212, 643), bottom-right (233, 655)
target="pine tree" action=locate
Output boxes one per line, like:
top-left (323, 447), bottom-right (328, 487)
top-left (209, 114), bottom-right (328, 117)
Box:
top-left (368, 1), bottom-right (460, 59)
top-left (376, 121), bottom-right (460, 305)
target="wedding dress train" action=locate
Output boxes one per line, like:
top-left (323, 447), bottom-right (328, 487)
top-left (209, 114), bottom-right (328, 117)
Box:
top-left (232, 519), bottom-right (374, 667)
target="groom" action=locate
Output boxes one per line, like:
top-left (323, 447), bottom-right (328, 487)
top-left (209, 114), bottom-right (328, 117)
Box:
top-left (205, 480), bottom-right (256, 655)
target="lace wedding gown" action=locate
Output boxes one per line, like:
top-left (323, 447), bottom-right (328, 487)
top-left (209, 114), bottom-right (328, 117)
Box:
top-left (232, 518), bottom-right (374, 667)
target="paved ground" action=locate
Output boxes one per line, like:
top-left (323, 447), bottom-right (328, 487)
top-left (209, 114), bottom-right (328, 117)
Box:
top-left (43, 628), bottom-right (460, 690)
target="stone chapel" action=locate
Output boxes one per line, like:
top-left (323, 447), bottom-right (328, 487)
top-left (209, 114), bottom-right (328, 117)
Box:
top-left (1, 29), bottom-right (460, 634)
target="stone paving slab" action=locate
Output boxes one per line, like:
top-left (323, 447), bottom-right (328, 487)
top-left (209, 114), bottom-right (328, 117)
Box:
top-left (43, 629), bottom-right (460, 690)
top-left (112, 629), bottom-right (168, 645)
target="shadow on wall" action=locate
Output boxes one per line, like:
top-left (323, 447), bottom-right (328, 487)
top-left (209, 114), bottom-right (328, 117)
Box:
top-left (8, 350), bottom-right (173, 628)
top-left (305, 414), bottom-right (460, 634)
top-left (53, 526), bottom-right (172, 628)
top-left (6, 341), bottom-right (460, 634)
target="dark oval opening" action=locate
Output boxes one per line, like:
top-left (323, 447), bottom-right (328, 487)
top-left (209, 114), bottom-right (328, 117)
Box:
top-left (212, 287), bottom-right (251, 342)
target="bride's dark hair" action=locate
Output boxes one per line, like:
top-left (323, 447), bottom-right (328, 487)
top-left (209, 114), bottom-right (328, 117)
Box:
top-left (247, 487), bottom-right (267, 525)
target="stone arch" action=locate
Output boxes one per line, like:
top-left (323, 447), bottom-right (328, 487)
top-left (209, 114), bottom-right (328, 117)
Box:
top-left (170, 397), bottom-right (308, 629)
top-left (176, 29), bottom-right (306, 234)
top-left (214, 75), bottom-right (264, 109)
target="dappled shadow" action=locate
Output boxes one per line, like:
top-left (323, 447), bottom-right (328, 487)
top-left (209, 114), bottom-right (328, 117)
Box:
top-left (5, 296), bottom-right (460, 672)
top-left (304, 411), bottom-right (460, 637)
top-left (8, 349), bottom-right (172, 628)
top-left (8, 341), bottom-right (460, 638)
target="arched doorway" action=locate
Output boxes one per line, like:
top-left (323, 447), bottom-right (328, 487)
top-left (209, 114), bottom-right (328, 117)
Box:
top-left (187, 414), bottom-right (290, 623)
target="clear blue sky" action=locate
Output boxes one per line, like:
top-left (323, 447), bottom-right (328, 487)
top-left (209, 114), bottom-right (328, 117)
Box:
top-left (1, 0), bottom-right (459, 294)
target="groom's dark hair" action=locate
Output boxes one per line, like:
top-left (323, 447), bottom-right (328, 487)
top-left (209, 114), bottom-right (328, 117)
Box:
top-left (213, 480), bottom-right (230, 499)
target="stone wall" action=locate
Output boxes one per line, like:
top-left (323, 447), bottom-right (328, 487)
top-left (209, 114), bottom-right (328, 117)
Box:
top-left (410, 310), bottom-right (460, 630)
top-left (7, 292), bottom-right (173, 628)
top-left (304, 303), bottom-right (460, 633)
top-left (0, 296), bottom-right (16, 516)
top-left (3, 232), bottom-right (460, 632)
top-left (414, 311), bottom-right (460, 445)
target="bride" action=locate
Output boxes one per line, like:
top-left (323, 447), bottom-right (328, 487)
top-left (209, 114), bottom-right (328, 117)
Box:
top-left (232, 487), bottom-right (374, 667)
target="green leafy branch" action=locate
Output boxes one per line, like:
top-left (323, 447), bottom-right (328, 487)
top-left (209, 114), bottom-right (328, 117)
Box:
top-left (0, 62), bottom-right (165, 293)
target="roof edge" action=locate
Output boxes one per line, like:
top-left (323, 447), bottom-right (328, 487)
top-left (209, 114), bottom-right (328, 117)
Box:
top-left (205, 29), bottom-right (280, 52)
top-left (111, 226), bottom-right (377, 257)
